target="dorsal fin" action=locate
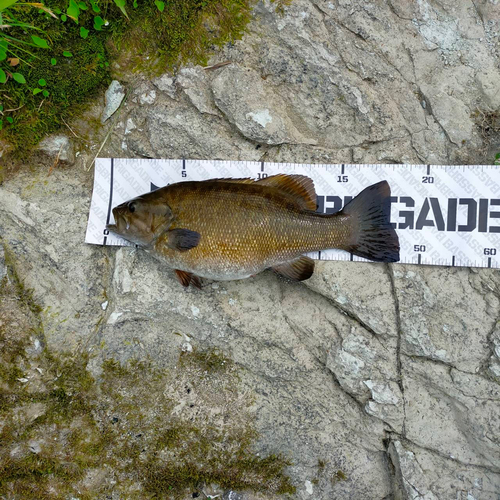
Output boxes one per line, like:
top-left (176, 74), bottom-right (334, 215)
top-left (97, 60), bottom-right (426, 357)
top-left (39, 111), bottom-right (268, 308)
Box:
top-left (200, 175), bottom-right (317, 210)
top-left (256, 174), bottom-right (317, 210)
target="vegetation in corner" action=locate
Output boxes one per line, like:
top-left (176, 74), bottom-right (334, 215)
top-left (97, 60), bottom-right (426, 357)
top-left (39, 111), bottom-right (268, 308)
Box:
top-left (0, 243), bottom-right (296, 498)
top-left (0, 0), bottom-right (254, 152)
top-left (472, 108), bottom-right (500, 164)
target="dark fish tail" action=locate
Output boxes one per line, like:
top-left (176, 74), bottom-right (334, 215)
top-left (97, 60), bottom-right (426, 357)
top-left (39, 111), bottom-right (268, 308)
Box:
top-left (340, 181), bottom-right (400, 263)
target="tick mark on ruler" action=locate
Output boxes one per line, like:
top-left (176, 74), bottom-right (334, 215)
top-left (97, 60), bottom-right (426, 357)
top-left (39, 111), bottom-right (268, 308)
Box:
top-left (451, 256), bottom-right (455, 267)
top-left (418, 254), bottom-right (422, 265)
top-left (488, 257), bottom-right (492, 268)
top-left (426, 165), bottom-right (430, 175)
top-left (103, 158), bottom-right (114, 246)
top-left (341, 164), bottom-right (345, 175)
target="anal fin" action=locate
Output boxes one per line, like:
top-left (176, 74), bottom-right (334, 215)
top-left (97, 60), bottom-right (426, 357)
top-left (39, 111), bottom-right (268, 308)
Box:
top-left (175, 270), bottom-right (202, 289)
top-left (272, 256), bottom-right (315, 281)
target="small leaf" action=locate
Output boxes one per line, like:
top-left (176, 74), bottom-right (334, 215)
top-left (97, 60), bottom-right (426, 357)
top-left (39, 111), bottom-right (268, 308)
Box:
top-left (93, 15), bottom-right (104, 30)
top-left (8, 57), bottom-right (19, 66)
top-left (13, 72), bottom-right (26, 84)
top-left (31, 35), bottom-right (49, 49)
top-left (0, 104), bottom-right (3, 111)
top-left (0, 68), bottom-right (6, 83)
top-left (33, 88), bottom-right (42, 95)
top-left (42, 89), bottom-right (49, 97)
top-left (132, 0), bottom-right (137, 7)
top-left (38, 78), bottom-right (46, 86)
top-left (61, 14), bottom-right (67, 21)
top-left (0, 120), bottom-right (2, 130)
top-left (6, 116), bottom-right (13, 124)
top-left (78, 1), bottom-right (88, 9)
top-left (0, 50), bottom-right (6, 62)
top-left (54, 7), bottom-right (61, 14)
top-left (154, 0), bottom-right (164, 11)
top-left (51, 58), bottom-right (57, 65)
top-left (90, 0), bottom-right (100, 13)
top-left (67, 0), bottom-right (80, 22)
top-left (113, 0), bottom-right (128, 18)
top-left (80, 26), bottom-right (89, 38)
top-left (63, 51), bottom-right (73, 57)
top-left (0, 0), bottom-right (18, 10)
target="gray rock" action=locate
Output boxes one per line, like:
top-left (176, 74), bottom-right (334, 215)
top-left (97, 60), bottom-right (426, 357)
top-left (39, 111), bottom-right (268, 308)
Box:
top-left (133, 81), bottom-right (157, 105)
top-left (177, 67), bottom-right (221, 116)
top-left (28, 440), bottom-right (41, 454)
top-left (388, 439), bottom-right (500, 500)
top-left (393, 266), bottom-right (496, 372)
top-left (403, 357), bottom-right (500, 468)
top-left (0, 243), bottom-right (5, 282)
top-left (101, 80), bottom-right (125, 123)
top-left (38, 134), bottom-right (75, 163)
top-left (211, 65), bottom-right (316, 146)
top-left (489, 324), bottom-right (500, 380)
top-left (143, 104), bottom-right (262, 160)
top-left (151, 73), bottom-right (177, 99)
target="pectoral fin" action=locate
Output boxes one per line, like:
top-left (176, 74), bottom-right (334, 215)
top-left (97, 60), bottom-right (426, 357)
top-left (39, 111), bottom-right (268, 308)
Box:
top-left (167, 228), bottom-right (201, 251)
top-left (272, 256), bottom-right (315, 281)
top-left (175, 270), bottom-right (202, 289)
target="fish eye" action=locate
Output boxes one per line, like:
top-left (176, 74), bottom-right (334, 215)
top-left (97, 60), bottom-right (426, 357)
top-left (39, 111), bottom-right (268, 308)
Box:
top-left (128, 202), bottom-right (136, 213)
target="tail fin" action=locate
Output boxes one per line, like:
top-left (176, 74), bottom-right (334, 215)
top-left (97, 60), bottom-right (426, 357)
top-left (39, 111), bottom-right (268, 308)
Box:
top-left (340, 181), bottom-right (400, 263)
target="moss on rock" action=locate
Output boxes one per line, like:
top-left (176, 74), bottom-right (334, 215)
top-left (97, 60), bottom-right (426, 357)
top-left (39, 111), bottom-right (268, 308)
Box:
top-left (0, 0), bottom-right (254, 154)
top-left (0, 242), bottom-right (296, 499)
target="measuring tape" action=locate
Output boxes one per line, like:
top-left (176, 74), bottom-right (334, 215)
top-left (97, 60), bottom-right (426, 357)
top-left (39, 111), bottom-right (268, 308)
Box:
top-left (85, 159), bottom-right (500, 269)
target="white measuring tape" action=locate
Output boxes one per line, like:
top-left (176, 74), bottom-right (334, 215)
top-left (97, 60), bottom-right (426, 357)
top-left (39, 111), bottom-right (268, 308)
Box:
top-left (85, 159), bottom-right (500, 269)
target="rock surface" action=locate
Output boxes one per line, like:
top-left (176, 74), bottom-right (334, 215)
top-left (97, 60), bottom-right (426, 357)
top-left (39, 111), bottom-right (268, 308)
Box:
top-left (37, 134), bottom-right (75, 163)
top-left (2, 0), bottom-right (500, 499)
top-left (101, 79), bottom-right (126, 123)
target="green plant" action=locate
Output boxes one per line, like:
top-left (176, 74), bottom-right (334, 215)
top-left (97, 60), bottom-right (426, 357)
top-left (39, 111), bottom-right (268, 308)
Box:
top-left (0, 0), bottom-right (255, 154)
top-left (0, 0), bottom-right (53, 86)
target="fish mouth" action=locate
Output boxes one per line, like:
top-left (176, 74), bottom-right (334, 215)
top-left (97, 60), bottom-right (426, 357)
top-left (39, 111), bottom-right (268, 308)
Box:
top-left (106, 209), bottom-right (128, 235)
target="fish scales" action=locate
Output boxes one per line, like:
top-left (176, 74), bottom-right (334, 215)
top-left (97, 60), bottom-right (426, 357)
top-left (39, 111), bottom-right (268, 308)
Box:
top-left (106, 175), bottom-right (399, 287)
top-left (152, 181), bottom-right (351, 280)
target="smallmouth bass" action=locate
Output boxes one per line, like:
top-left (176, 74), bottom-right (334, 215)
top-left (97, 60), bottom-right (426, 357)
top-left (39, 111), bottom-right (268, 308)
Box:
top-left (106, 174), bottom-right (399, 288)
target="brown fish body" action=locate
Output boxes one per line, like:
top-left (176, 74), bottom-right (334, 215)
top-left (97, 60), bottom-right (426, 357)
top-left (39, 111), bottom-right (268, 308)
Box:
top-left (107, 175), bottom-right (399, 287)
top-left (151, 180), bottom-right (351, 280)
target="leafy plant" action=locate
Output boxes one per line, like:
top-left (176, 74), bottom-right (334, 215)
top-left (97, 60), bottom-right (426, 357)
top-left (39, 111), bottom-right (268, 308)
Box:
top-left (1, 0), bottom-right (255, 153)
top-left (0, 0), bottom-right (53, 86)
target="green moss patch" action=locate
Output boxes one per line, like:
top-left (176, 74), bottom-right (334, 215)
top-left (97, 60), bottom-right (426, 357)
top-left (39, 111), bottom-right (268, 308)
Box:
top-left (0, 242), bottom-right (296, 498)
top-left (0, 0), bottom-right (254, 153)
top-left (111, 0), bottom-right (253, 76)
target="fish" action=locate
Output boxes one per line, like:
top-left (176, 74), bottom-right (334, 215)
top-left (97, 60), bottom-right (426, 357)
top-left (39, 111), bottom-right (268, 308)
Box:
top-left (106, 174), bottom-right (400, 288)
